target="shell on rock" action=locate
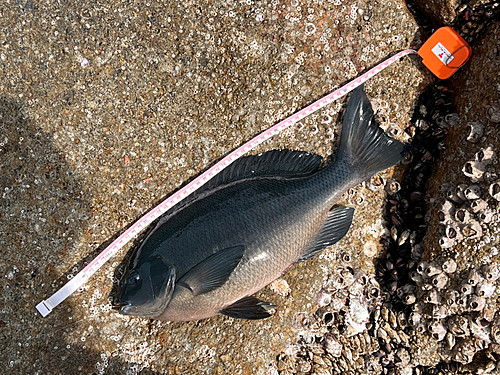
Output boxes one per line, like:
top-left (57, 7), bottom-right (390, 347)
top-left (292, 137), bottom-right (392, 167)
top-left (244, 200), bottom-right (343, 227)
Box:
top-left (441, 259), bottom-right (457, 274)
top-left (428, 320), bottom-right (447, 341)
top-left (431, 272), bottom-right (449, 290)
top-left (447, 315), bottom-right (470, 337)
top-left (468, 295), bottom-right (486, 311)
top-left (462, 160), bottom-right (487, 182)
top-left (489, 181), bottom-right (500, 201)
top-left (470, 199), bottom-right (488, 213)
top-left (481, 264), bottom-right (500, 281)
top-left (466, 121), bottom-right (484, 143)
top-left (464, 184), bottom-right (482, 200)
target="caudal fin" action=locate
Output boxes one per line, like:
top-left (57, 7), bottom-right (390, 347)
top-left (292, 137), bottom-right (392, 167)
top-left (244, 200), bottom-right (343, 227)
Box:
top-left (337, 85), bottom-right (410, 179)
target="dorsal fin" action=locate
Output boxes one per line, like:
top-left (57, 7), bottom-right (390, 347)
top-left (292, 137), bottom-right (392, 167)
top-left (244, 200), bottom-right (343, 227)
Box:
top-left (159, 150), bottom-right (323, 220)
top-left (203, 149), bottom-right (323, 191)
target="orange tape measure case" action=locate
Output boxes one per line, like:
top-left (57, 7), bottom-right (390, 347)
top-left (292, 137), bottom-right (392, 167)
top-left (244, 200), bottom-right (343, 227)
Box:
top-left (418, 27), bottom-right (472, 79)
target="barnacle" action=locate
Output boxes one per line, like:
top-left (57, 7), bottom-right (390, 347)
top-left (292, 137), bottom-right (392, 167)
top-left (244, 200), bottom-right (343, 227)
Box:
top-left (452, 337), bottom-right (480, 364)
top-left (477, 207), bottom-right (495, 223)
top-left (446, 187), bottom-right (463, 204)
top-left (476, 281), bottom-right (496, 298)
top-left (428, 320), bottom-right (447, 341)
top-left (489, 181), bottom-right (500, 201)
top-left (431, 272), bottom-right (449, 290)
top-left (408, 311), bottom-right (422, 327)
top-left (467, 269), bottom-right (483, 286)
top-left (460, 281), bottom-right (474, 295)
top-left (443, 289), bottom-right (459, 306)
top-left (402, 293), bottom-right (416, 305)
top-left (424, 289), bottom-right (441, 304)
top-left (438, 200), bottom-right (455, 223)
top-left (322, 333), bottom-right (342, 357)
top-left (439, 236), bottom-right (455, 249)
top-left (441, 259), bottom-right (457, 274)
top-left (384, 179), bottom-right (401, 195)
top-left (445, 225), bottom-right (463, 241)
top-left (455, 183), bottom-right (469, 201)
top-left (367, 174), bottom-right (384, 191)
top-left (470, 198), bottom-right (488, 213)
top-left (464, 184), bottom-right (482, 200)
top-left (462, 160), bottom-right (487, 182)
top-left (431, 305), bottom-right (449, 319)
top-left (475, 145), bottom-right (495, 163)
top-left (481, 264), bottom-right (500, 281)
top-left (410, 270), bottom-right (423, 284)
top-left (416, 261), bottom-right (429, 275)
top-left (468, 294), bottom-right (486, 311)
top-left (454, 208), bottom-right (471, 224)
top-left (461, 220), bottom-right (483, 239)
top-left (426, 263), bottom-right (442, 277)
top-left (466, 121), bottom-right (484, 143)
top-left (316, 288), bottom-right (332, 308)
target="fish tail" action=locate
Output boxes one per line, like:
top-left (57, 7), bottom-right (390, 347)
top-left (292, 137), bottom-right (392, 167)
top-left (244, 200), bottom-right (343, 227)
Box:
top-left (336, 85), bottom-right (410, 179)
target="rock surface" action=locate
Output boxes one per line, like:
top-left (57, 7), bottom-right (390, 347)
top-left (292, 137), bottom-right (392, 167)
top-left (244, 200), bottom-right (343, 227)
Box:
top-left (4, 0), bottom-right (500, 374)
top-left (408, 0), bottom-right (500, 42)
top-left (418, 21), bottom-right (500, 370)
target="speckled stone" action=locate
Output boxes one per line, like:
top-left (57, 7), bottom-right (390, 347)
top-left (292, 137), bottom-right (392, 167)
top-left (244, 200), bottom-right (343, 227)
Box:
top-left (0, 0), bottom-right (431, 373)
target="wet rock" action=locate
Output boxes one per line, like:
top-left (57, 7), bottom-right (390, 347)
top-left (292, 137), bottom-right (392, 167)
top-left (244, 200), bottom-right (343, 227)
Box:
top-left (0, 0), bottom-right (432, 373)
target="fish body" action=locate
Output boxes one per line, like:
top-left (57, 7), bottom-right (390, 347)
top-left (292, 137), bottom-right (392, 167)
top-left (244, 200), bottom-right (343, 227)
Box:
top-left (116, 86), bottom-right (408, 321)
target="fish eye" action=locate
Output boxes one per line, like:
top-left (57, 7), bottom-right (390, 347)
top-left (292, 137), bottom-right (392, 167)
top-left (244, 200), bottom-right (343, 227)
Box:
top-left (128, 272), bottom-right (140, 285)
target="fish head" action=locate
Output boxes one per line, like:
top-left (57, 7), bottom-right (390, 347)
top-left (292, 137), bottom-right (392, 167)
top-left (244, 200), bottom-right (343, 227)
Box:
top-left (116, 254), bottom-right (176, 317)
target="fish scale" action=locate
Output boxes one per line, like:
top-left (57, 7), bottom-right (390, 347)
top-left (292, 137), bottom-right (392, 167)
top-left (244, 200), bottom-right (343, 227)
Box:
top-left (115, 86), bottom-right (409, 321)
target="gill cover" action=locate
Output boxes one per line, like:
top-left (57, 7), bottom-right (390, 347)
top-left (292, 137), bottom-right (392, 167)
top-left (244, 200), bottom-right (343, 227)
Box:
top-left (118, 254), bottom-right (176, 317)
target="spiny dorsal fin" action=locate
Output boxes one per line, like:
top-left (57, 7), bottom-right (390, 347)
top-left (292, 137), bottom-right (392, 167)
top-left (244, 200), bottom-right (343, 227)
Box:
top-left (203, 149), bottom-right (323, 192)
top-left (159, 150), bottom-right (323, 221)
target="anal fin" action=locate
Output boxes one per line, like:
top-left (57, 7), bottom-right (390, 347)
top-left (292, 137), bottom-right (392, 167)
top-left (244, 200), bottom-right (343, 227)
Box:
top-left (220, 296), bottom-right (277, 320)
top-left (298, 206), bottom-right (354, 262)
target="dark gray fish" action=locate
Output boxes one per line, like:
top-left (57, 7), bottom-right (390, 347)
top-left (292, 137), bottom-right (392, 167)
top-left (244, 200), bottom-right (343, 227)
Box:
top-left (115, 86), bottom-right (409, 321)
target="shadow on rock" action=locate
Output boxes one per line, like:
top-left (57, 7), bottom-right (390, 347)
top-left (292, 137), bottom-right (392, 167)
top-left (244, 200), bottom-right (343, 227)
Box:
top-left (0, 96), bottom-right (103, 372)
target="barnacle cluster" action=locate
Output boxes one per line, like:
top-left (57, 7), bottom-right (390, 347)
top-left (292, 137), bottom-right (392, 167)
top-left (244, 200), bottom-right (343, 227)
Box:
top-left (436, 117), bottom-right (499, 251)
top-left (276, 260), bottom-right (416, 375)
top-left (453, 2), bottom-right (500, 42)
top-left (405, 259), bottom-right (500, 365)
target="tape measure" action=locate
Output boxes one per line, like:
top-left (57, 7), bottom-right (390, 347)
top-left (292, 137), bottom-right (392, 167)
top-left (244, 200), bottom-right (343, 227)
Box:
top-left (36, 28), bottom-right (470, 317)
top-left (418, 27), bottom-right (472, 80)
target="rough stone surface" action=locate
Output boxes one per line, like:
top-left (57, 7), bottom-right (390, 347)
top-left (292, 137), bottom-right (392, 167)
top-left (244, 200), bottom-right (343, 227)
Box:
top-left (411, 0), bottom-right (464, 25)
top-left (408, 0), bottom-right (500, 42)
top-left (419, 20), bottom-right (500, 372)
top-left (0, 0), bottom-right (434, 373)
top-left (424, 20), bottom-right (500, 263)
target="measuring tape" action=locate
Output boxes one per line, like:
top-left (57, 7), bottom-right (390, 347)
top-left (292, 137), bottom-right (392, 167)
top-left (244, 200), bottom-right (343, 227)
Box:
top-left (36, 28), bottom-right (471, 317)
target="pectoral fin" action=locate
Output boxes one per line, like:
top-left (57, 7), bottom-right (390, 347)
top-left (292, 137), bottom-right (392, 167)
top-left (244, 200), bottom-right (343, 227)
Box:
top-left (220, 296), bottom-right (277, 320)
top-left (179, 245), bottom-right (245, 296)
top-left (298, 206), bottom-right (354, 262)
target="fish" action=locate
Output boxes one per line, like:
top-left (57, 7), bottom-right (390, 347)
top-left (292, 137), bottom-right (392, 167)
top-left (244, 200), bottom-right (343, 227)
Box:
top-left (114, 85), bottom-right (409, 321)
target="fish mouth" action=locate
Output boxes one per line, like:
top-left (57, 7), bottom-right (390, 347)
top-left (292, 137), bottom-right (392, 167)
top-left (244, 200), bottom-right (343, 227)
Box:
top-left (117, 266), bottom-right (176, 318)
